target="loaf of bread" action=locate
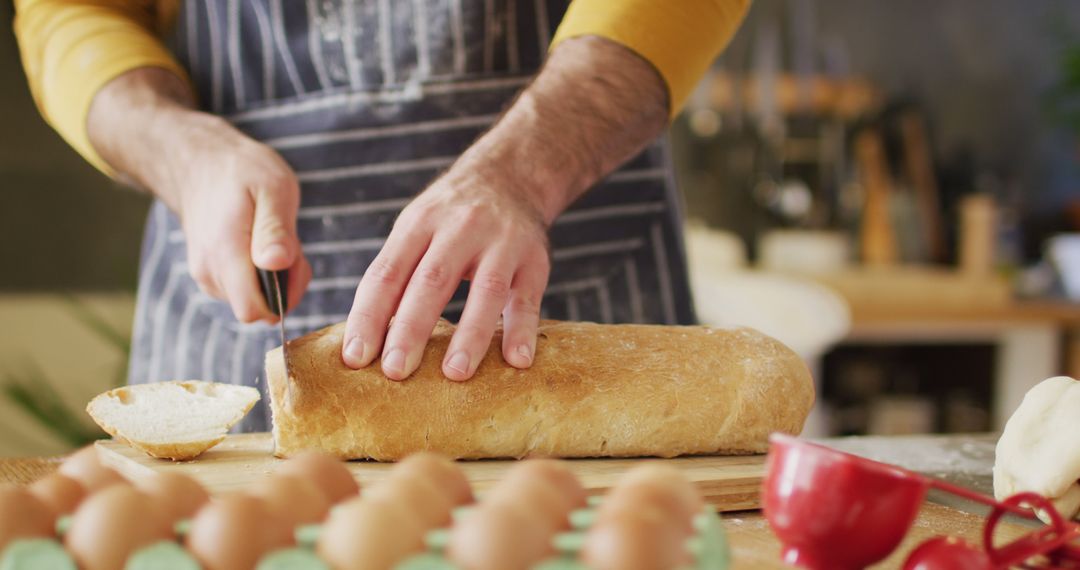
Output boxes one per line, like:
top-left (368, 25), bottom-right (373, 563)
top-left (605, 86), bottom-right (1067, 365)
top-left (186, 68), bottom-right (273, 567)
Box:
top-left (266, 320), bottom-right (814, 461)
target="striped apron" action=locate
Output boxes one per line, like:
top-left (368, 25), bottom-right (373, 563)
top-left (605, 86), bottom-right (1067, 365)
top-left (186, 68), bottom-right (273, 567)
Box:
top-left (128, 0), bottom-right (697, 432)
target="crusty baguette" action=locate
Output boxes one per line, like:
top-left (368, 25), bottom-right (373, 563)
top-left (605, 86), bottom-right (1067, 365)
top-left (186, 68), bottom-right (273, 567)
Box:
top-left (267, 320), bottom-right (814, 461)
top-left (87, 381), bottom-right (260, 461)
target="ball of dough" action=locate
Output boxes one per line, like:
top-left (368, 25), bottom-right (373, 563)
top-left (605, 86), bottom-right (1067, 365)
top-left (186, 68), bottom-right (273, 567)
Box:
top-left (993, 376), bottom-right (1080, 522)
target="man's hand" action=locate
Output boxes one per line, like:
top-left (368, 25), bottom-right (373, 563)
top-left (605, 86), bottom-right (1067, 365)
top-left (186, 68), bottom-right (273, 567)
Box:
top-left (342, 36), bottom-right (670, 381)
top-left (164, 115), bottom-right (311, 321)
top-left (87, 68), bottom-right (311, 322)
top-left (343, 159), bottom-right (552, 381)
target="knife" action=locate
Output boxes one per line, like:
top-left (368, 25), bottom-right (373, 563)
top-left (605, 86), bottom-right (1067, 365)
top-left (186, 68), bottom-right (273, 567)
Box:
top-left (257, 268), bottom-right (296, 409)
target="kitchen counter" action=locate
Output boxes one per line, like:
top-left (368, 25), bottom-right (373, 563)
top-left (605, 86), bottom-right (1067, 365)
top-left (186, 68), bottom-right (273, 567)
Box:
top-left (1, 433), bottom-right (1037, 569)
top-left (721, 433), bottom-right (1035, 569)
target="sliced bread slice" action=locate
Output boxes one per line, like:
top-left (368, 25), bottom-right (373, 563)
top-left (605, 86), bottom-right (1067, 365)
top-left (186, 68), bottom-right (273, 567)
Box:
top-left (87, 381), bottom-right (260, 461)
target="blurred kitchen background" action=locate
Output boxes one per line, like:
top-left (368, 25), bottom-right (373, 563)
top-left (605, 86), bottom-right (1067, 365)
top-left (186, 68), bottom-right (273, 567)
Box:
top-left (2, 0), bottom-right (1080, 456)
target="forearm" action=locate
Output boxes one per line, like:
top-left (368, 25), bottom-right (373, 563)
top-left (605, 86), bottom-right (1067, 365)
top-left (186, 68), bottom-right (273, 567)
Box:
top-left (88, 68), bottom-right (309, 322)
top-left (14, 0), bottom-right (191, 174)
top-left (86, 67), bottom-right (209, 210)
top-left (450, 35), bottom-right (669, 226)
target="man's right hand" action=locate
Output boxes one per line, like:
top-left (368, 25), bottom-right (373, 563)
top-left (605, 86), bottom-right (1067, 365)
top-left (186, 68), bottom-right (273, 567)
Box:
top-left (165, 113), bottom-right (311, 322)
top-left (87, 68), bottom-right (311, 323)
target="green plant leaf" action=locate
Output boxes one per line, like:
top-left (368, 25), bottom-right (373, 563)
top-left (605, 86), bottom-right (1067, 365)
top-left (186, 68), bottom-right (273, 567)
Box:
top-left (60, 294), bottom-right (130, 388)
top-left (1043, 26), bottom-right (1080, 137)
top-left (0, 294), bottom-right (131, 450)
top-left (59, 294), bottom-right (130, 355)
top-left (2, 363), bottom-right (104, 448)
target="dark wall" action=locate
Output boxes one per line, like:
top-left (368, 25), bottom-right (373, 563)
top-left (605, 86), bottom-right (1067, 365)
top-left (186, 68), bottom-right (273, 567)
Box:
top-left (0, 6), bottom-right (151, 292)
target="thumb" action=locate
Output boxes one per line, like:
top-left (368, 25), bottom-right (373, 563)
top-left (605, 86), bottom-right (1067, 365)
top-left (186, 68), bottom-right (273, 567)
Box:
top-left (250, 174), bottom-right (301, 271)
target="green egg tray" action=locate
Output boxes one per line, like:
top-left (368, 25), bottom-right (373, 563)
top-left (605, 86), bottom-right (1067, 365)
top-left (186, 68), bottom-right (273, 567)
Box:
top-left (1, 497), bottom-right (729, 570)
top-left (396, 498), bottom-right (730, 570)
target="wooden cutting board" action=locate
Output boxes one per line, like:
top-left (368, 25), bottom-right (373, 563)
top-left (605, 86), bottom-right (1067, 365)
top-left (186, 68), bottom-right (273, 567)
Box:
top-left (96, 433), bottom-right (767, 512)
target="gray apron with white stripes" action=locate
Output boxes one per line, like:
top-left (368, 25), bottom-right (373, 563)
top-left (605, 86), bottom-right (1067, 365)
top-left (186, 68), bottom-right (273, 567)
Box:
top-left (128, 0), bottom-right (696, 432)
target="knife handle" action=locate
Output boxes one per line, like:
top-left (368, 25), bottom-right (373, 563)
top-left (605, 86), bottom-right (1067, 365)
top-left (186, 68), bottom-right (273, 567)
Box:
top-left (256, 268), bottom-right (289, 316)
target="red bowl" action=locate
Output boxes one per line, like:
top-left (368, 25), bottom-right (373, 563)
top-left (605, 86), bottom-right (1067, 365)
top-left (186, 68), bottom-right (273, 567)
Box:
top-left (763, 434), bottom-right (929, 570)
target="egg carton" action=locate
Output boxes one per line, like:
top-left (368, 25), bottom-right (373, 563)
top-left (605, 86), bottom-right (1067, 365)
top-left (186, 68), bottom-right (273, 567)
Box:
top-left (1, 497), bottom-right (729, 570)
top-left (393, 497), bottom-right (731, 570)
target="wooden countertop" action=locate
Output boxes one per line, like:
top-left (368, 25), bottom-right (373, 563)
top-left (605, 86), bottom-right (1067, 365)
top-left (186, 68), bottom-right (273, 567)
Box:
top-left (0, 456), bottom-right (60, 485)
top-left (1, 434), bottom-right (1039, 569)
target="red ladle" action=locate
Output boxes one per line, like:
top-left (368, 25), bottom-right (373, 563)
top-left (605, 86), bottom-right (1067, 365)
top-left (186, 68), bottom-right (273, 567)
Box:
top-left (762, 434), bottom-right (1064, 570)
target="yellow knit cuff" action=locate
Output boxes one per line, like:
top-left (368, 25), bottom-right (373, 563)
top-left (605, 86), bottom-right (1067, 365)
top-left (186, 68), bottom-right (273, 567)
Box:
top-left (45, 44), bottom-right (189, 176)
top-left (551, 0), bottom-right (750, 118)
top-left (17, 5), bottom-right (190, 177)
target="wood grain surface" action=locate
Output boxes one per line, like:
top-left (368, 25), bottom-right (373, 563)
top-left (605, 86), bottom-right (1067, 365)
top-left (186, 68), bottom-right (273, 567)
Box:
top-left (96, 433), bottom-right (768, 511)
top-left (0, 456), bottom-right (62, 485)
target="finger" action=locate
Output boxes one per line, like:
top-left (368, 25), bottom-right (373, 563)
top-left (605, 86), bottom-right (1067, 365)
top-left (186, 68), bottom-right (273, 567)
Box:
top-left (442, 254), bottom-right (514, 381)
top-left (285, 253), bottom-right (313, 314)
top-left (380, 240), bottom-right (472, 381)
top-left (220, 244), bottom-right (274, 323)
top-left (183, 215), bottom-right (226, 300)
top-left (342, 222), bottom-right (432, 369)
top-left (501, 251), bottom-right (549, 369)
top-left (250, 171), bottom-right (301, 271)
top-left (217, 208), bottom-right (273, 323)
top-left (187, 250), bottom-right (225, 300)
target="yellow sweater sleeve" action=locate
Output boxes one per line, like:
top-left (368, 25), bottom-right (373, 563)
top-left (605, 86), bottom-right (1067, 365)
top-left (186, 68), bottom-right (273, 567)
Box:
top-left (13, 0), bottom-right (188, 175)
top-left (551, 0), bottom-right (750, 117)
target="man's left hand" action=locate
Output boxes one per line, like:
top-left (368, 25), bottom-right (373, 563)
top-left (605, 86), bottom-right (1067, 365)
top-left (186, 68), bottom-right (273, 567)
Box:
top-left (340, 35), bottom-right (670, 381)
top-left (341, 163), bottom-right (552, 381)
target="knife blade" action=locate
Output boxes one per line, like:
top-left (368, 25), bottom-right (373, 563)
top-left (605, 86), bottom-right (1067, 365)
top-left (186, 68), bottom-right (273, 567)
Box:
top-left (258, 268), bottom-right (296, 409)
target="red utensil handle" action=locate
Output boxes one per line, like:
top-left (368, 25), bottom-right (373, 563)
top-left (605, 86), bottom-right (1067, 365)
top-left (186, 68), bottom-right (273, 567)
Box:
top-left (927, 479), bottom-right (1035, 518)
top-left (982, 492), bottom-right (1080, 568)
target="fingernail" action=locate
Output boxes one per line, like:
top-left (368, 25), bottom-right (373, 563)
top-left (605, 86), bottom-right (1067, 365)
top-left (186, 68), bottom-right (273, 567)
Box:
top-left (263, 243), bottom-right (288, 262)
top-left (445, 351), bottom-right (470, 376)
top-left (516, 344), bottom-right (533, 365)
top-left (344, 337), bottom-right (366, 367)
top-left (382, 348), bottom-right (405, 377)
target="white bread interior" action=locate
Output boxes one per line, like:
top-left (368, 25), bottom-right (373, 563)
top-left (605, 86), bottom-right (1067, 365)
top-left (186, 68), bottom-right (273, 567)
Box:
top-left (87, 380), bottom-right (260, 461)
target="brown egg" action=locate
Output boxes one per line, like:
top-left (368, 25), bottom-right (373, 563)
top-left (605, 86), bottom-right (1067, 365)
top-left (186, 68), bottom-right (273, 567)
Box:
top-left (57, 446), bottom-right (127, 492)
top-left (185, 493), bottom-right (295, 570)
top-left (276, 452), bottom-right (359, 504)
top-left (393, 452), bottom-right (473, 506)
top-left (64, 485), bottom-right (172, 570)
top-left (581, 507), bottom-right (691, 570)
top-left (316, 496), bottom-right (426, 570)
top-left (363, 473), bottom-right (453, 529)
top-left (611, 465), bottom-right (703, 522)
top-left (29, 473), bottom-right (87, 515)
top-left (485, 474), bottom-right (571, 532)
top-left (447, 501), bottom-right (554, 570)
top-left (503, 460), bottom-right (587, 510)
top-left (249, 473), bottom-right (331, 526)
top-left (0, 485), bottom-right (56, 553)
top-left (134, 472), bottom-right (210, 523)
top-left (599, 482), bottom-right (697, 534)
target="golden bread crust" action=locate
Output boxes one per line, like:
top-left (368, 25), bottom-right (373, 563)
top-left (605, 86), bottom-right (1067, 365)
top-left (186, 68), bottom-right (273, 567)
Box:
top-left (267, 320), bottom-right (814, 461)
